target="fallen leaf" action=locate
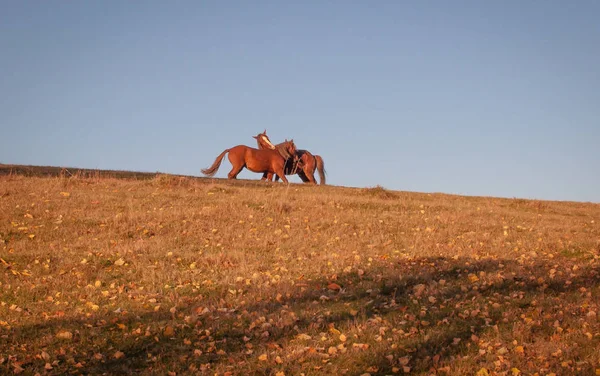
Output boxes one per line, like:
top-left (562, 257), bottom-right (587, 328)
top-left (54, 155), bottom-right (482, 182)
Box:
top-left (164, 325), bottom-right (175, 336)
top-left (114, 258), bottom-right (125, 266)
top-left (56, 331), bottom-right (73, 340)
top-left (413, 284), bottom-right (426, 297)
top-left (399, 356), bottom-right (410, 365)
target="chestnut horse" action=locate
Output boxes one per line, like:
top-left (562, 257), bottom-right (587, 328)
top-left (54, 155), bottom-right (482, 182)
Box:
top-left (201, 139), bottom-right (297, 183)
top-left (253, 130), bottom-right (326, 185)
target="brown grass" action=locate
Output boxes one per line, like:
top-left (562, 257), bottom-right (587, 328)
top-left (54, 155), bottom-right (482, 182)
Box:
top-left (1, 167), bottom-right (599, 375)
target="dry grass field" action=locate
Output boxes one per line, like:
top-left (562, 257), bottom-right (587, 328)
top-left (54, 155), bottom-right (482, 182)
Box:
top-left (1, 166), bottom-right (599, 375)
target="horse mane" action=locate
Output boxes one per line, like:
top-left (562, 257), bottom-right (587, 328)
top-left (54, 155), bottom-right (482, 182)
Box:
top-left (275, 142), bottom-right (293, 160)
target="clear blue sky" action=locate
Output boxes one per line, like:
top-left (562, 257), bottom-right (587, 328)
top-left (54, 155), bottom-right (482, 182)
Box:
top-left (1, 1), bottom-right (598, 202)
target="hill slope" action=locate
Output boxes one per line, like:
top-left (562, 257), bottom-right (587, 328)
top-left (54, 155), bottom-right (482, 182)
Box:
top-left (1, 166), bottom-right (599, 375)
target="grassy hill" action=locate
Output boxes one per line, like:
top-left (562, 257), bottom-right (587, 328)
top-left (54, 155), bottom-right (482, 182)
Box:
top-left (1, 165), bottom-right (599, 375)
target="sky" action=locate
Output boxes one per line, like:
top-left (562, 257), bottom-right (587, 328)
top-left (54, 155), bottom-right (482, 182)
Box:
top-left (1, 1), bottom-right (599, 203)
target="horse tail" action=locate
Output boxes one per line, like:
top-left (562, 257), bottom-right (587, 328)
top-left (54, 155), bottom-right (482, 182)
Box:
top-left (315, 155), bottom-right (326, 185)
top-left (201, 149), bottom-right (229, 177)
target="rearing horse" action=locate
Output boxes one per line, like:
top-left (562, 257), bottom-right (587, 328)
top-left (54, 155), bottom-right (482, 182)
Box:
top-left (201, 139), bottom-right (297, 183)
top-left (253, 130), bottom-right (326, 185)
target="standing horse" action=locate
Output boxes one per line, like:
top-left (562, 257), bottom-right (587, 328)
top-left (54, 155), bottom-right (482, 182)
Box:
top-left (201, 139), bottom-right (297, 184)
top-left (253, 130), bottom-right (326, 185)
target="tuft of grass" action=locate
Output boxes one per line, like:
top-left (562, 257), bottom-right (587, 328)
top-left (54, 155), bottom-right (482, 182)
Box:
top-left (362, 185), bottom-right (397, 199)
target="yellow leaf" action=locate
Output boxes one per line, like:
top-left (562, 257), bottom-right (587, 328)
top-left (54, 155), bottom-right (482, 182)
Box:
top-left (114, 258), bottom-right (125, 266)
top-left (60, 192), bottom-right (71, 197)
top-left (514, 345), bottom-right (524, 354)
top-left (512, 368), bottom-right (521, 376)
top-left (339, 334), bottom-right (347, 342)
top-left (56, 331), bottom-right (73, 340)
top-left (476, 368), bottom-right (489, 376)
top-left (164, 325), bottom-right (175, 336)
top-left (468, 273), bottom-right (479, 282)
top-left (258, 353), bottom-right (268, 361)
top-left (94, 280), bottom-right (102, 288)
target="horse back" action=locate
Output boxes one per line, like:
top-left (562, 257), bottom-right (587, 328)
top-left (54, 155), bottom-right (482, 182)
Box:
top-left (228, 145), bottom-right (279, 158)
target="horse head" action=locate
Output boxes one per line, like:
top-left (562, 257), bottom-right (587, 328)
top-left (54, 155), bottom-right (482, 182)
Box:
top-left (253, 130), bottom-right (276, 150)
top-left (283, 139), bottom-right (297, 159)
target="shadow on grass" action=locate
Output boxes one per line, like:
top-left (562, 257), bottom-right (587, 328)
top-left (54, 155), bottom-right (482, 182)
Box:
top-left (4, 256), bottom-right (599, 375)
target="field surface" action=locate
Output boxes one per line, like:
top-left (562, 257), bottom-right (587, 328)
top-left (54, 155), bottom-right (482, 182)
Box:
top-left (1, 166), bottom-right (599, 375)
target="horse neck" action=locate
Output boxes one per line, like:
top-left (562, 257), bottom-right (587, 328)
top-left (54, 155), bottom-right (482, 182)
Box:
top-left (275, 143), bottom-right (292, 159)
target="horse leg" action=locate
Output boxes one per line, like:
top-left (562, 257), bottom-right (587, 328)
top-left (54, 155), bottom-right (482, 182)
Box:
top-left (302, 157), bottom-right (317, 184)
top-left (297, 170), bottom-right (310, 183)
top-left (228, 166), bottom-right (244, 179)
top-left (274, 167), bottom-right (289, 184)
top-left (304, 167), bottom-right (317, 184)
top-left (227, 158), bottom-right (245, 179)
